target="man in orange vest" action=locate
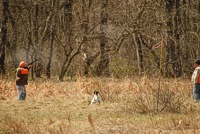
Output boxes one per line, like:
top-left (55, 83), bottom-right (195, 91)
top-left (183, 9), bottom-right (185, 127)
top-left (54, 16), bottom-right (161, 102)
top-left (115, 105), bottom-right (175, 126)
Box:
top-left (191, 59), bottom-right (200, 102)
top-left (16, 61), bottom-right (33, 100)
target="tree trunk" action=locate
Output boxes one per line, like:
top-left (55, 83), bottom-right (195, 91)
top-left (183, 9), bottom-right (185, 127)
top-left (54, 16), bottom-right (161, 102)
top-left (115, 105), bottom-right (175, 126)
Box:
top-left (26, 14), bottom-right (32, 64)
top-left (133, 33), bottom-right (144, 76)
top-left (0, 0), bottom-right (9, 74)
top-left (34, 3), bottom-right (42, 78)
top-left (181, 0), bottom-right (192, 77)
top-left (165, 0), bottom-right (182, 77)
top-left (7, 7), bottom-right (18, 67)
top-left (81, 0), bottom-right (100, 76)
top-left (59, 0), bottom-right (73, 81)
top-left (197, 0), bottom-right (200, 58)
top-left (96, 0), bottom-right (109, 76)
top-left (140, 35), bottom-right (160, 69)
top-left (46, 25), bottom-right (54, 78)
top-left (46, 1), bottom-right (55, 79)
top-left (173, 0), bottom-right (182, 77)
top-left (82, 0), bottom-right (90, 75)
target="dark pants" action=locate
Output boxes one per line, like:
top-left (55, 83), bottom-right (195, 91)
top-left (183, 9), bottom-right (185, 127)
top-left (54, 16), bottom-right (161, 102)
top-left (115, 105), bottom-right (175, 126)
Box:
top-left (16, 85), bottom-right (26, 100)
top-left (193, 84), bottom-right (200, 102)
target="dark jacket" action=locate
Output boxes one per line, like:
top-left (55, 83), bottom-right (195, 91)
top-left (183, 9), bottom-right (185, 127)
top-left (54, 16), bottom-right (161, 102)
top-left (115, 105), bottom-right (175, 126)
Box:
top-left (16, 67), bottom-right (29, 85)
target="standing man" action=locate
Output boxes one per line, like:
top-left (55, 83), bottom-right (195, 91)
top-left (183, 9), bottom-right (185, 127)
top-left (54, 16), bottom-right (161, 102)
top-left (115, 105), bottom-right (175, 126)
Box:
top-left (16, 61), bottom-right (33, 100)
top-left (191, 59), bottom-right (200, 102)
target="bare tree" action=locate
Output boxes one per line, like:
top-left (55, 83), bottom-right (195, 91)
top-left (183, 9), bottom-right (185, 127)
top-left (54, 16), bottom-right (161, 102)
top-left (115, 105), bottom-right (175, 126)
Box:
top-left (7, 2), bottom-right (18, 68)
top-left (46, 25), bottom-right (54, 79)
top-left (0, 0), bottom-right (9, 74)
top-left (96, 0), bottom-right (109, 76)
top-left (33, 3), bottom-right (43, 78)
top-left (81, 0), bottom-right (100, 76)
top-left (165, 0), bottom-right (182, 77)
top-left (58, 0), bottom-right (84, 81)
top-left (46, 1), bottom-right (56, 79)
top-left (0, 0), bottom-right (199, 79)
top-left (133, 33), bottom-right (144, 76)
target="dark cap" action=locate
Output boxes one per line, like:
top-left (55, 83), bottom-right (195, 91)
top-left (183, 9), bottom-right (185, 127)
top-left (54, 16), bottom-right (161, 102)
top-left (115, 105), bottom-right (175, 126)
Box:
top-left (195, 59), bottom-right (200, 65)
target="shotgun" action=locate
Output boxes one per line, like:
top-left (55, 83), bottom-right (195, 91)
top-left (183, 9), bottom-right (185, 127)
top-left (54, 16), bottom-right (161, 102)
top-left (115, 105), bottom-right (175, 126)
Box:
top-left (24, 60), bottom-right (37, 69)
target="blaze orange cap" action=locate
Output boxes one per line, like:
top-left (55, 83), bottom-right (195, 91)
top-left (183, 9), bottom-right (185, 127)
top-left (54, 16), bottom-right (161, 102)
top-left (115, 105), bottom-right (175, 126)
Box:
top-left (19, 61), bottom-right (26, 67)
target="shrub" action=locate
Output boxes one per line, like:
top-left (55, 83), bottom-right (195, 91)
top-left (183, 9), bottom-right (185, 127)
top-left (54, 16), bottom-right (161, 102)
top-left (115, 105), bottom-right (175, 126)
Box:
top-left (130, 77), bottom-right (191, 114)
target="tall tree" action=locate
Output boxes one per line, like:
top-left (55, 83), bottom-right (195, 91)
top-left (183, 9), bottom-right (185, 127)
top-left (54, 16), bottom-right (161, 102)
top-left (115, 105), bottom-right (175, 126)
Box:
top-left (46, 25), bottom-right (54, 78)
top-left (133, 33), bottom-right (144, 76)
top-left (59, 0), bottom-right (76, 81)
top-left (46, 1), bottom-right (55, 79)
top-left (7, 2), bottom-right (18, 67)
top-left (1, 0), bottom-right (199, 79)
top-left (33, 3), bottom-right (43, 78)
top-left (173, 0), bottom-right (182, 76)
top-left (0, 0), bottom-right (9, 74)
top-left (181, 0), bottom-right (190, 75)
top-left (96, 0), bottom-right (109, 76)
top-left (81, 0), bottom-right (100, 76)
top-left (165, 0), bottom-right (182, 77)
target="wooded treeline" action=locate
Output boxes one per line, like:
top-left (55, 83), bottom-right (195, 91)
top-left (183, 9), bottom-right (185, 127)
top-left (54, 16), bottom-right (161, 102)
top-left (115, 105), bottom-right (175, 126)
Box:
top-left (0, 0), bottom-right (199, 81)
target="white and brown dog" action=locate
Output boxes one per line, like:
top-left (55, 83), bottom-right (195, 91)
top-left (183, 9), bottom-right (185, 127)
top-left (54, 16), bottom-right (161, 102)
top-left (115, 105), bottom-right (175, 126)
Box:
top-left (89, 91), bottom-right (101, 107)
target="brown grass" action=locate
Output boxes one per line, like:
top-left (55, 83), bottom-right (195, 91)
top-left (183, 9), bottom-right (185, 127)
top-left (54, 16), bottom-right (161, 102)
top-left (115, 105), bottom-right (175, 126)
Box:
top-left (0, 76), bottom-right (200, 133)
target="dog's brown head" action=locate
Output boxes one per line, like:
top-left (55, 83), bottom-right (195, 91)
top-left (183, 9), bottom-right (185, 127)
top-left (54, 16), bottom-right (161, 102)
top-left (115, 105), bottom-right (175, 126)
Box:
top-left (94, 91), bottom-right (99, 95)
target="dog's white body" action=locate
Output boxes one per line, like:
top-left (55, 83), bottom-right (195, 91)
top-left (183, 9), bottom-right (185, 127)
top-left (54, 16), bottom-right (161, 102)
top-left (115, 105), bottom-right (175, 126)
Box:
top-left (89, 91), bottom-right (100, 107)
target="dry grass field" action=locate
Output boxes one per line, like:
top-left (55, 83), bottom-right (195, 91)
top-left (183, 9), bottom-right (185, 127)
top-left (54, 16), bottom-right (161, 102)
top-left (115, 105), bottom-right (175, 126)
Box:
top-left (0, 76), bottom-right (200, 134)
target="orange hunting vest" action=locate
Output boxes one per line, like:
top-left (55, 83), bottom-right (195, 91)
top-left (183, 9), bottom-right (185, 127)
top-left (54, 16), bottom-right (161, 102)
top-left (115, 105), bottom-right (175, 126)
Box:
top-left (21, 68), bottom-right (28, 74)
top-left (198, 76), bottom-right (200, 83)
